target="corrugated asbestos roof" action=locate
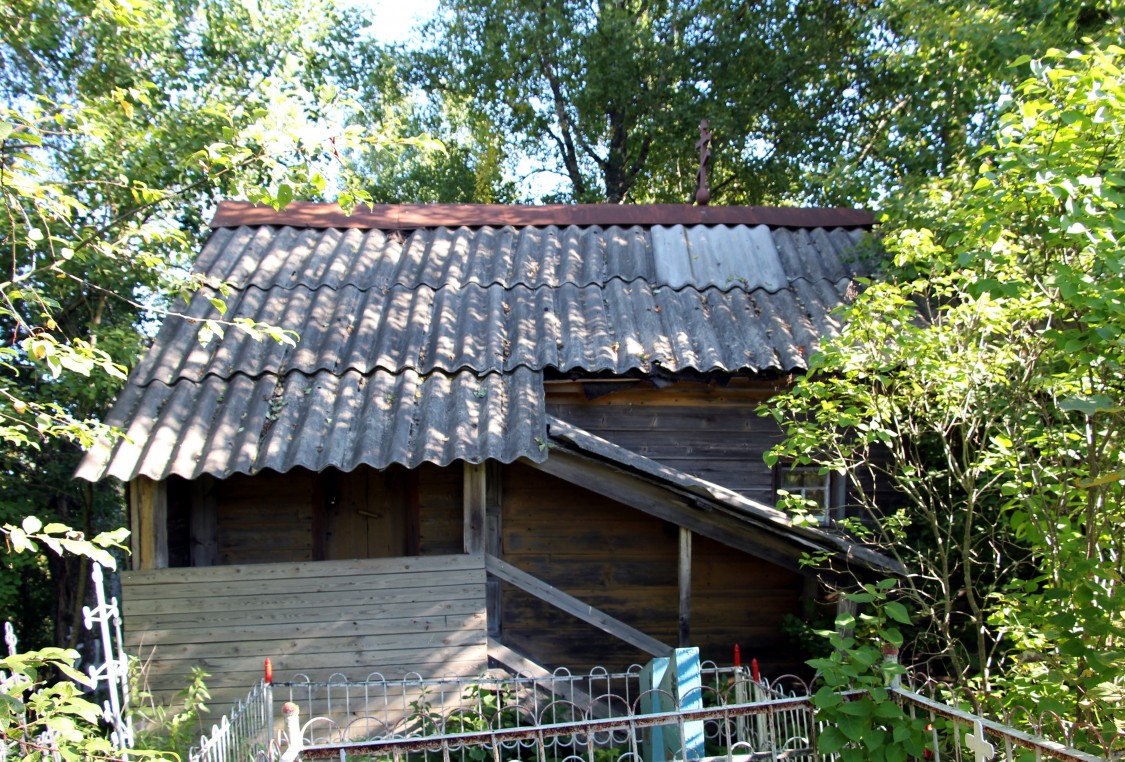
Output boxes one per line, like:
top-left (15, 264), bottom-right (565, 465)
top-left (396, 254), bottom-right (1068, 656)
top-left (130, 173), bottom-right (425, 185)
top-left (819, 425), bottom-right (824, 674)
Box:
top-left (76, 202), bottom-right (877, 482)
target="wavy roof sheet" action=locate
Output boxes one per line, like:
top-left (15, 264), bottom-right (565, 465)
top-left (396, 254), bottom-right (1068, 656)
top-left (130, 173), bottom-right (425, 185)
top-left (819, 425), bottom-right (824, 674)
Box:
top-left (77, 203), bottom-right (876, 482)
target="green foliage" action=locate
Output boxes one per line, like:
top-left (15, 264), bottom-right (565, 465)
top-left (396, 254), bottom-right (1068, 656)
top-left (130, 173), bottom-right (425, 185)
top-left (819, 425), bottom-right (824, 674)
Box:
top-left (2, 515), bottom-right (128, 569)
top-left (0, 0), bottom-right (395, 758)
top-left (768, 43), bottom-right (1125, 741)
top-left (374, 0), bottom-right (1121, 205)
top-left (0, 647), bottom-right (146, 762)
top-left (411, 0), bottom-right (880, 204)
top-left (808, 580), bottom-right (930, 762)
top-left (0, 518), bottom-right (166, 760)
top-left (0, 0), bottom-right (389, 653)
top-left (130, 663), bottom-right (212, 759)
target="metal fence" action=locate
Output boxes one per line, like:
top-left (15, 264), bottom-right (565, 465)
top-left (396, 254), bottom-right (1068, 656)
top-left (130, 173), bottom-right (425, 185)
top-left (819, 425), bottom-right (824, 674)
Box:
top-left (894, 681), bottom-right (1121, 762)
top-left (189, 679), bottom-right (278, 762)
top-left (188, 666), bottom-right (1124, 762)
top-left (277, 663), bottom-right (802, 743)
top-left (274, 664), bottom-right (816, 762)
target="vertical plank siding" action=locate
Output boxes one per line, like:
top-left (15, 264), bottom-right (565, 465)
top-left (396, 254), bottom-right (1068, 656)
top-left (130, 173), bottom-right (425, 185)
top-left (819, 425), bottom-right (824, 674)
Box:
top-left (123, 555), bottom-right (487, 717)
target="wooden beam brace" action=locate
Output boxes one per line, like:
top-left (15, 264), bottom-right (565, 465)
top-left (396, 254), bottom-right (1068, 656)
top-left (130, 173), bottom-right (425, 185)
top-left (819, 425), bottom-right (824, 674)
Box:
top-left (485, 461), bottom-right (503, 638)
top-left (487, 638), bottom-right (612, 718)
top-left (130, 476), bottom-right (168, 570)
top-left (485, 554), bottom-right (673, 658)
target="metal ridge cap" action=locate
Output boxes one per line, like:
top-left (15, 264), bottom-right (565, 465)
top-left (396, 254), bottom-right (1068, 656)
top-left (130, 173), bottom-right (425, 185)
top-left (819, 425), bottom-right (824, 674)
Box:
top-left (210, 201), bottom-right (877, 230)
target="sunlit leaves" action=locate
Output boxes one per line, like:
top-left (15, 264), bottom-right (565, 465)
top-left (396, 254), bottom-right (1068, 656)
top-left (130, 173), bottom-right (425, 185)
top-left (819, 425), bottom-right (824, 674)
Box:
top-left (768, 44), bottom-right (1125, 741)
top-left (2, 518), bottom-right (128, 571)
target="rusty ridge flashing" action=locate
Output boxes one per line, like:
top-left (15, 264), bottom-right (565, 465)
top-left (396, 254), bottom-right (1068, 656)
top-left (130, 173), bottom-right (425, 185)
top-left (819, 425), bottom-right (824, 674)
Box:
top-left (209, 200), bottom-right (876, 230)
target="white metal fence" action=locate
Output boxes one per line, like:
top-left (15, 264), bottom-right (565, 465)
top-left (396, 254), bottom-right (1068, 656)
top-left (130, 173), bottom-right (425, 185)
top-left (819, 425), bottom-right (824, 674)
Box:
top-left (187, 666), bottom-right (1123, 762)
top-left (188, 679), bottom-right (278, 762)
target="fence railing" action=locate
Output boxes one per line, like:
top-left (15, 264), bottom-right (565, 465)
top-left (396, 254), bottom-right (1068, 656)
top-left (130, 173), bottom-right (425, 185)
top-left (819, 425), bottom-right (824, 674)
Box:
top-left (895, 685), bottom-right (1116, 762)
top-left (189, 666), bottom-right (1124, 762)
top-left (275, 662), bottom-right (801, 743)
top-left (188, 679), bottom-right (277, 762)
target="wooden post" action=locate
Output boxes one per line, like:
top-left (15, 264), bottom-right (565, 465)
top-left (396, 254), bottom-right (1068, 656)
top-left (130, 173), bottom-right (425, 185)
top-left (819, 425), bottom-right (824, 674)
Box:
top-left (641, 648), bottom-right (704, 761)
top-left (463, 462), bottom-right (486, 555)
top-left (675, 647), bottom-right (705, 760)
top-left (678, 527), bottom-right (692, 647)
top-left (130, 476), bottom-right (168, 570)
top-left (190, 475), bottom-right (218, 567)
top-left (485, 461), bottom-right (503, 638)
top-left (406, 469), bottom-right (421, 556)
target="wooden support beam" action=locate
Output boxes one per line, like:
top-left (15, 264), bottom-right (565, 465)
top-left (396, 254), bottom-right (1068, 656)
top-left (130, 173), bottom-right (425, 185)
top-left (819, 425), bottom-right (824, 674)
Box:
top-left (487, 638), bottom-right (612, 719)
top-left (464, 463), bottom-right (487, 555)
top-left (485, 553), bottom-right (673, 658)
top-left (678, 527), bottom-right (691, 648)
top-left (190, 475), bottom-right (218, 567)
top-left (130, 476), bottom-right (168, 570)
top-left (406, 469), bottom-right (421, 556)
top-left (484, 461), bottom-right (503, 638)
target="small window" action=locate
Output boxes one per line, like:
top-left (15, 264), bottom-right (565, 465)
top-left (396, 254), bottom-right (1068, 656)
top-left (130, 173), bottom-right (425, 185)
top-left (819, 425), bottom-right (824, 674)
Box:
top-left (776, 465), bottom-right (837, 525)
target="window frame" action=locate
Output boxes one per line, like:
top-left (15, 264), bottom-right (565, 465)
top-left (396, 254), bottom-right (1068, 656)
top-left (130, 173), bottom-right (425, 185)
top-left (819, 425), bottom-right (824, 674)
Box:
top-left (773, 463), bottom-right (845, 525)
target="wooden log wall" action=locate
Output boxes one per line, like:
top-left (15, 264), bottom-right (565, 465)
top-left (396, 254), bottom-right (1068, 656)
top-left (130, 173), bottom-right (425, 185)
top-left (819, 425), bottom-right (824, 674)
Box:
top-left (498, 462), bottom-right (805, 675)
top-left (123, 555), bottom-right (487, 718)
top-left (544, 379), bottom-right (788, 505)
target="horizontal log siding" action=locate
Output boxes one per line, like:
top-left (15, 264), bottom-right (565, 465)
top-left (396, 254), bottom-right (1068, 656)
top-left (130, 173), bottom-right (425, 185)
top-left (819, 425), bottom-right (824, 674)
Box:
top-left (216, 471), bottom-right (317, 565)
top-left (500, 462), bottom-right (677, 670)
top-left (545, 380), bottom-right (786, 504)
top-left (123, 554), bottom-right (487, 717)
top-left (171, 464), bottom-right (462, 567)
top-left (691, 535), bottom-right (804, 675)
top-left (499, 462), bottom-right (806, 674)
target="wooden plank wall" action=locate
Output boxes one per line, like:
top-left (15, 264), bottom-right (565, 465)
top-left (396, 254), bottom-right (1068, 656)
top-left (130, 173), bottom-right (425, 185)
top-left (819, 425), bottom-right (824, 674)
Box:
top-left (691, 535), bottom-right (804, 676)
top-left (123, 554), bottom-right (488, 718)
top-left (165, 464), bottom-right (463, 568)
top-left (544, 379), bottom-right (786, 504)
top-left (498, 463), bottom-right (804, 674)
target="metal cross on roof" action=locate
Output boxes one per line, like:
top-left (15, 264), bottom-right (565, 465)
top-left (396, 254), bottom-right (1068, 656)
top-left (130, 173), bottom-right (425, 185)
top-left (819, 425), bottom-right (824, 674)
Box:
top-left (694, 119), bottom-right (712, 205)
top-left (965, 720), bottom-right (996, 762)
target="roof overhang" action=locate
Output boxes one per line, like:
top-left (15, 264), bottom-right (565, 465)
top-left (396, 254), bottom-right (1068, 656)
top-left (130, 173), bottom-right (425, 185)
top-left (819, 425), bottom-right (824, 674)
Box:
top-left (535, 415), bottom-right (901, 575)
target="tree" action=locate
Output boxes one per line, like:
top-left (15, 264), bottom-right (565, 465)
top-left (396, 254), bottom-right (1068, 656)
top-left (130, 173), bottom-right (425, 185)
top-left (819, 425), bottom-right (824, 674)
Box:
top-left (410, 0), bottom-right (877, 204)
top-left (336, 45), bottom-right (517, 204)
top-left (766, 44), bottom-right (1125, 741)
top-left (0, 0), bottom-right (375, 649)
top-left (817, 0), bottom-right (1122, 201)
top-left (383, 0), bottom-right (1121, 206)
top-left (0, 0), bottom-right (387, 756)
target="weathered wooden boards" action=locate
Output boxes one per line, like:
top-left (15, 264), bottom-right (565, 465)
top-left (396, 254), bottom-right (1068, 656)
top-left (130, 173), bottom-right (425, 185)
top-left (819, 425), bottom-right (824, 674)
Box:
top-left (123, 554), bottom-right (488, 718)
top-left (498, 462), bottom-right (804, 675)
top-left (158, 464), bottom-right (463, 569)
top-left (545, 378), bottom-right (786, 505)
